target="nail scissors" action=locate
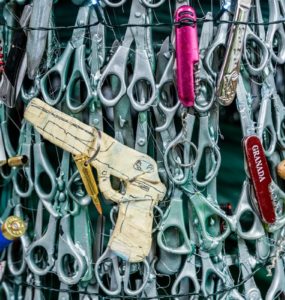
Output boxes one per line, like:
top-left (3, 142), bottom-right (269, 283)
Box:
top-left (97, 0), bottom-right (156, 111)
top-left (41, 5), bottom-right (92, 113)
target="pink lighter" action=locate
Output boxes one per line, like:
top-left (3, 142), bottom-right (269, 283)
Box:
top-left (175, 5), bottom-right (199, 107)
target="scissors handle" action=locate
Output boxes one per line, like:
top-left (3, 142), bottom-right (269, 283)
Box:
top-left (40, 42), bottom-right (73, 106)
top-left (171, 255), bottom-right (200, 300)
top-left (56, 215), bottom-right (87, 285)
top-left (102, 0), bottom-right (127, 7)
top-left (97, 45), bottom-right (129, 107)
top-left (12, 142), bottom-right (34, 198)
top-left (123, 259), bottom-right (150, 296)
top-left (66, 44), bottom-right (93, 113)
top-left (157, 196), bottom-right (194, 254)
top-left (267, 0), bottom-right (285, 64)
top-left (234, 181), bottom-right (265, 240)
top-left (243, 29), bottom-right (269, 77)
top-left (127, 49), bottom-right (156, 111)
top-left (266, 257), bottom-right (285, 299)
top-left (33, 134), bottom-right (57, 201)
top-left (25, 214), bottom-right (57, 276)
top-left (95, 247), bottom-right (122, 296)
top-left (257, 94), bottom-right (277, 157)
top-left (140, 0), bottom-right (166, 8)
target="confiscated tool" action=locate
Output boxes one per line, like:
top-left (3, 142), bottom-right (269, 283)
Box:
top-left (174, 5), bottom-right (199, 107)
top-left (0, 216), bottom-right (26, 252)
top-left (216, 0), bottom-right (252, 106)
top-left (26, 0), bottom-right (53, 79)
top-left (243, 135), bottom-right (276, 224)
top-left (0, 4), bottom-right (32, 107)
top-left (24, 98), bottom-right (166, 262)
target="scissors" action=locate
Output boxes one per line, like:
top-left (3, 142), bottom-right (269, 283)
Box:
top-left (11, 121), bottom-right (58, 204)
top-left (95, 246), bottom-right (150, 296)
top-left (242, 0), bottom-right (269, 77)
top-left (171, 203), bottom-right (200, 300)
top-left (163, 112), bottom-right (197, 186)
top-left (97, 0), bottom-right (156, 112)
top-left (266, 0), bottom-right (285, 65)
top-left (88, 5), bottom-right (105, 131)
top-left (204, 1), bottom-right (232, 79)
top-left (26, 0), bottom-right (53, 79)
top-left (236, 237), bottom-right (261, 299)
top-left (26, 151), bottom-right (88, 285)
top-left (41, 5), bottom-right (92, 113)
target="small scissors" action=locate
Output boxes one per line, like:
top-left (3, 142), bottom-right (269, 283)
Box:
top-left (97, 0), bottom-right (156, 111)
top-left (41, 5), bottom-right (92, 113)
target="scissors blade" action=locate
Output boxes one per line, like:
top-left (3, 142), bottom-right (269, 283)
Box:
top-left (70, 6), bottom-right (90, 48)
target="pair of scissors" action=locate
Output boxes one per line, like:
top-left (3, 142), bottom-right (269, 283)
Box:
top-left (266, 0), bottom-right (285, 65)
top-left (95, 207), bottom-right (151, 296)
top-left (242, 0), bottom-right (269, 77)
top-left (95, 246), bottom-right (150, 296)
top-left (237, 237), bottom-right (261, 299)
top-left (170, 203), bottom-right (200, 300)
top-left (41, 5), bottom-right (92, 113)
top-left (26, 0), bottom-right (53, 79)
top-left (11, 120), bottom-right (57, 205)
top-left (26, 151), bottom-right (88, 285)
top-left (97, 0), bottom-right (156, 111)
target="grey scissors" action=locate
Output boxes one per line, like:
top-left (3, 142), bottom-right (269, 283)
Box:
top-left (97, 0), bottom-right (156, 111)
top-left (41, 5), bottom-right (92, 113)
top-left (237, 237), bottom-right (261, 299)
top-left (266, 0), bottom-right (285, 65)
top-left (242, 0), bottom-right (269, 77)
top-left (26, 151), bottom-right (87, 285)
top-left (12, 121), bottom-right (57, 203)
top-left (204, 0), bottom-right (232, 79)
top-left (94, 246), bottom-right (150, 296)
